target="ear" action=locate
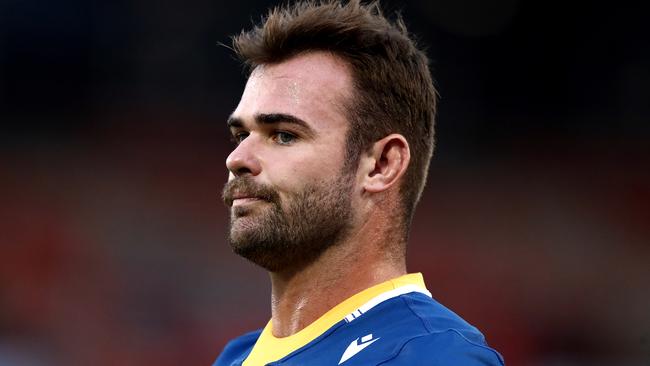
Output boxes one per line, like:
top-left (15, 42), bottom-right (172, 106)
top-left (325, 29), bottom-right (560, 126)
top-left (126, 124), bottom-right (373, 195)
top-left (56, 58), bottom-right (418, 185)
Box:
top-left (361, 134), bottom-right (410, 193)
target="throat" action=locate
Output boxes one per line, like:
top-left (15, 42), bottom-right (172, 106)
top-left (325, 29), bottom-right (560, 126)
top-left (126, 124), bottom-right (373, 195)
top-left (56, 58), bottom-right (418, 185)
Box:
top-left (268, 246), bottom-right (406, 338)
top-left (269, 265), bottom-right (343, 337)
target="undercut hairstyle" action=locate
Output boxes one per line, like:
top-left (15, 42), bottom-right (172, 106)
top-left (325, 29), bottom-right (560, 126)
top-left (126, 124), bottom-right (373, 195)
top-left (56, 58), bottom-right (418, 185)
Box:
top-left (232, 0), bottom-right (437, 230)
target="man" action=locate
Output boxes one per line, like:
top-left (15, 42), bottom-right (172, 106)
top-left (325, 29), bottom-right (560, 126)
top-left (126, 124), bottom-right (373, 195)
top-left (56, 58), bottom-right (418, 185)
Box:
top-left (216, 1), bottom-right (504, 365)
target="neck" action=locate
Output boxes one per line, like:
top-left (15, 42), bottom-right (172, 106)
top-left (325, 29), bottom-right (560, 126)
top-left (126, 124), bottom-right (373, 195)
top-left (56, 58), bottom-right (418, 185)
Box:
top-left (268, 226), bottom-right (406, 337)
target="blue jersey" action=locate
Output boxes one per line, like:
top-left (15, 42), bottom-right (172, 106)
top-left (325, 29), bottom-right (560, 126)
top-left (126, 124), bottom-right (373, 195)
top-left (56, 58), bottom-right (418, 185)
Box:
top-left (214, 274), bottom-right (504, 366)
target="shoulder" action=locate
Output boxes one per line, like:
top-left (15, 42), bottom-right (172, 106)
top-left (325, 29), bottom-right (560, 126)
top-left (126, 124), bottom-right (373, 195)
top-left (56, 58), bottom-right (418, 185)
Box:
top-left (367, 291), bottom-right (484, 341)
top-left (212, 329), bottom-right (262, 366)
top-left (379, 329), bottom-right (505, 365)
top-left (372, 292), bottom-right (505, 365)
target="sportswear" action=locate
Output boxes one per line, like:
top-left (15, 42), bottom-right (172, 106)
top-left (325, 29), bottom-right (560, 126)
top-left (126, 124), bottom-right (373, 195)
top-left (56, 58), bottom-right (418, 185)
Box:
top-left (214, 273), bottom-right (504, 365)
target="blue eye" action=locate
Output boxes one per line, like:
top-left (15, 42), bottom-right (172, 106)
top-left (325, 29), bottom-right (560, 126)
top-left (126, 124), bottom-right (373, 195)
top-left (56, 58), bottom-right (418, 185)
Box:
top-left (274, 131), bottom-right (296, 145)
top-left (233, 132), bottom-right (248, 144)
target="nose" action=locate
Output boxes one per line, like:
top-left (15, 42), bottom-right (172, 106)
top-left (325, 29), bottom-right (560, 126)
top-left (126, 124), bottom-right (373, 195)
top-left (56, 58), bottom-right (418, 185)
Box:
top-left (226, 136), bottom-right (262, 177)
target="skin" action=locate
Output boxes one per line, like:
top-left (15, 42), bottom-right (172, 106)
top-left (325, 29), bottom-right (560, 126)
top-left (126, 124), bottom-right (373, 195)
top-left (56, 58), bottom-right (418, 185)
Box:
top-left (226, 51), bottom-right (412, 337)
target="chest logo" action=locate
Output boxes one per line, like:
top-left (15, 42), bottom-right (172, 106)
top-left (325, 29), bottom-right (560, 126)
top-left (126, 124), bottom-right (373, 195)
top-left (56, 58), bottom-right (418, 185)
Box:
top-left (338, 334), bottom-right (380, 364)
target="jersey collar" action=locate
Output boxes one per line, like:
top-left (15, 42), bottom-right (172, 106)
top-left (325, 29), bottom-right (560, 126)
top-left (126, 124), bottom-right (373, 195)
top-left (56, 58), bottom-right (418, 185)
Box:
top-left (243, 273), bottom-right (429, 366)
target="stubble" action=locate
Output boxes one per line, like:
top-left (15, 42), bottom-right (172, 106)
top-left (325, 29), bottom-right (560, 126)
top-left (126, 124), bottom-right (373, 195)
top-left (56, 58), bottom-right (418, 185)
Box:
top-left (222, 174), bottom-right (353, 272)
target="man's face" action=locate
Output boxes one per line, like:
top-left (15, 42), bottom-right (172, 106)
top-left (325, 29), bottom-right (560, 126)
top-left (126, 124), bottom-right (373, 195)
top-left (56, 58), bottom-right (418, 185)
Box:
top-left (222, 52), bottom-right (356, 272)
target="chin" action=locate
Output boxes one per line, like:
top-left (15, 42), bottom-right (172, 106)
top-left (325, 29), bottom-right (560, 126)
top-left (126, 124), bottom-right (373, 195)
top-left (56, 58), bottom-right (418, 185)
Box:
top-left (229, 219), bottom-right (261, 241)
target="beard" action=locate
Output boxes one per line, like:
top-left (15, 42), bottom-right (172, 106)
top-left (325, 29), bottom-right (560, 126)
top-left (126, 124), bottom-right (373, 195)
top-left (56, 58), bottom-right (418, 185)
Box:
top-left (221, 173), bottom-right (353, 272)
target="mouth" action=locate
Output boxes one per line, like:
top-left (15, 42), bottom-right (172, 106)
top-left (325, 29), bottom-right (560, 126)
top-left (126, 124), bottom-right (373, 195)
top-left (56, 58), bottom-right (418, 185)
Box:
top-left (231, 196), bottom-right (265, 206)
top-left (228, 190), bottom-right (271, 207)
top-left (222, 179), bottom-right (278, 208)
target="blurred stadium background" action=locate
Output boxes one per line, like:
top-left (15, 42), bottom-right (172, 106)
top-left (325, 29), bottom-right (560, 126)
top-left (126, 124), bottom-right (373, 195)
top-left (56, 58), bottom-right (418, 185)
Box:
top-left (1, 0), bottom-right (649, 365)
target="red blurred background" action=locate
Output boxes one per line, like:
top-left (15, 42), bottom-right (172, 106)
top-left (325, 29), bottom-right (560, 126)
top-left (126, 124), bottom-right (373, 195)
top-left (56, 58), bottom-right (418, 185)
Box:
top-left (1, 1), bottom-right (649, 365)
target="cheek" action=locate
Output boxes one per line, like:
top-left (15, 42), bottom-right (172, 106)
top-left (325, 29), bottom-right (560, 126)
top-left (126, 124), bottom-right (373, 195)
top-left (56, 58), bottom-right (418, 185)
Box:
top-left (271, 161), bottom-right (320, 189)
top-left (262, 136), bottom-right (348, 185)
top-left (278, 151), bottom-right (344, 185)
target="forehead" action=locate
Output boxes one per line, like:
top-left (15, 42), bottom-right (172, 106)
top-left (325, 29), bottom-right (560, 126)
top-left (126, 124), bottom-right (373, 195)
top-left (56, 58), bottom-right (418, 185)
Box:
top-left (233, 51), bottom-right (353, 131)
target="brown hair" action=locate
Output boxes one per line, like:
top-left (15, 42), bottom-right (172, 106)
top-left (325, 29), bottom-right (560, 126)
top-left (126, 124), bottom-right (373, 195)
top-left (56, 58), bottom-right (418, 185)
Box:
top-left (232, 0), bottom-right (437, 229)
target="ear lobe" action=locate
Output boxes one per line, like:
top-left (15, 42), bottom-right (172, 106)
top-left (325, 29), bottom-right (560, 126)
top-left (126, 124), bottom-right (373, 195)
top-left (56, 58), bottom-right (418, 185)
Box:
top-left (363, 134), bottom-right (410, 193)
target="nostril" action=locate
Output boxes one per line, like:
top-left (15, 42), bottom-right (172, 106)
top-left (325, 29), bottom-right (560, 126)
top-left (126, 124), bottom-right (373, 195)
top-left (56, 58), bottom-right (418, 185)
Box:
top-left (235, 167), bottom-right (253, 176)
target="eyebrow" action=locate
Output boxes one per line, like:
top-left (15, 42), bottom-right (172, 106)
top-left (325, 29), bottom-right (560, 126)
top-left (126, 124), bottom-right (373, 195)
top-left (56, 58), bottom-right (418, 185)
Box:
top-left (227, 113), bottom-right (317, 136)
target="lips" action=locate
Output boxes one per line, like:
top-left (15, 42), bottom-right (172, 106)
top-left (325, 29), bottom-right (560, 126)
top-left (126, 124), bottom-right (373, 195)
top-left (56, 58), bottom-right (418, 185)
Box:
top-left (230, 190), bottom-right (263, 201)
top-left (232, 193), bottom-right (263, 201)
top-left (231, 192), bottom-right (253, 200)
top-left (227, 190), bottom-right (268, 207)
top-left (222, 178), bottom-right (279, 208)
top-left (231, 197), bottom-right (264, 207)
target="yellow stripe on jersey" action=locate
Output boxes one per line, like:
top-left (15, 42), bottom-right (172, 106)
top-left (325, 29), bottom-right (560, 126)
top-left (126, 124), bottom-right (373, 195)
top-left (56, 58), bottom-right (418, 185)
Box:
top-left (243, 273), bottom-right (427, 366)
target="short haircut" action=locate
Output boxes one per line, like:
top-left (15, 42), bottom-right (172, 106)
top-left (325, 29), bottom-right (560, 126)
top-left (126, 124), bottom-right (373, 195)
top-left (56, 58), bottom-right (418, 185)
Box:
top-left (232, 0), bottom-right (437, 230)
